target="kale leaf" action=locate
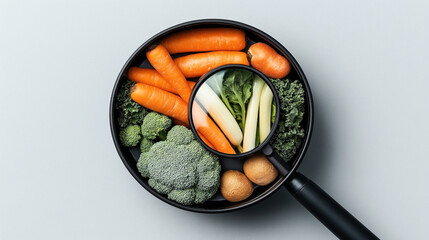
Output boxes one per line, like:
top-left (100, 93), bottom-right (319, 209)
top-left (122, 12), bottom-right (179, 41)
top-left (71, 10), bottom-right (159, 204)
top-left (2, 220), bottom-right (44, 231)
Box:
top-left (116, 80), bottom-right (148, 128)
top-left (269, 78), bottom-right (305, 161)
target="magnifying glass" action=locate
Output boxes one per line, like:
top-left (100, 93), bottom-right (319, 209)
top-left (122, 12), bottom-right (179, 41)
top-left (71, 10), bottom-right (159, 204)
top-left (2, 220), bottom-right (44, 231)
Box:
top-left (189, 64), bottom-right (378, 240)
top-left (188, 64), bottom-right (290, 175)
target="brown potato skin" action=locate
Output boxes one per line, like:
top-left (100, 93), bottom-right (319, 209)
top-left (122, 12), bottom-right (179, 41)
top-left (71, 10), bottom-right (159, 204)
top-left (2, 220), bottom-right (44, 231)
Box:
top-left (243, 154), bottom-right (278, 186)
top-left (220, 170), bottom-right (253, 202)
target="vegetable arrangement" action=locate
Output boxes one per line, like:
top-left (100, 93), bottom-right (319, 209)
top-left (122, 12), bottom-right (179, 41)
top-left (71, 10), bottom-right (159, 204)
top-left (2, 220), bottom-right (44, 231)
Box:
top-left (116, 27), bottom-right (305, 205)
top-left (194, 69), bottom-right (277, 154)
top-left (195, 83), bottom-right (243, 146)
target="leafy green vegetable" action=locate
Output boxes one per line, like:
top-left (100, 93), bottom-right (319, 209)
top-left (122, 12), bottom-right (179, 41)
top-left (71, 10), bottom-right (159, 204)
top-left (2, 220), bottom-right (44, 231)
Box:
top-left (207, 71), bottom-right (236, 118)
top-left (269, 78), bottom-right (305, 161)
top-left (222, 70), bottom-right (253, 131)
top-left (137, 125), bottom-right (221, 205)
top-left (116, 80), bottom-right (147, 128)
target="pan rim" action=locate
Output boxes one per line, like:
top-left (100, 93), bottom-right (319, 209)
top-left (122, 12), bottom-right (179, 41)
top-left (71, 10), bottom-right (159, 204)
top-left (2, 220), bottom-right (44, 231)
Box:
top-left (109, 18), bottom-right (314, 213)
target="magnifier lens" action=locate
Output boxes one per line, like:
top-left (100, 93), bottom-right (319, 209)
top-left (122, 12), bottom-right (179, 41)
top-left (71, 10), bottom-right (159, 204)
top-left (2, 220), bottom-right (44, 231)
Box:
top-left (190, 68), bottom-right (276, 155)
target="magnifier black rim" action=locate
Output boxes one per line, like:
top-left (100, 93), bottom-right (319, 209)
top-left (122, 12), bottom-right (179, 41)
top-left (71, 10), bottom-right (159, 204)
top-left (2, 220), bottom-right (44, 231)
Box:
top-left (188, 64), bottom-right (281, 158)
top-left (110, 18), bottom-right (314, 213)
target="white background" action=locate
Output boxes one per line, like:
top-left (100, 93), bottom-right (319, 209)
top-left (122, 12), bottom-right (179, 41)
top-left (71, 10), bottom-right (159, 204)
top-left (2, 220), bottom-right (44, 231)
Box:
top-left (1, 0), bottom-right (428, 239)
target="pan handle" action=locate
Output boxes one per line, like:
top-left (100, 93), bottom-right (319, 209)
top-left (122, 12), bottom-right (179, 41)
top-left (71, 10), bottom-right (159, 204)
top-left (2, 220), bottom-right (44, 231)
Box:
top-left (262, 145), bottom-right (378, 239)
top-left (286, 172), bottom-right (379, 240)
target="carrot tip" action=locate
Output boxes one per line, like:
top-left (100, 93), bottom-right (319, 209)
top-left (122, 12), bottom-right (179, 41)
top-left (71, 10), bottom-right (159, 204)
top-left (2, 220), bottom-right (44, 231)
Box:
top-left (247, 51), bottom-right (252, 63)
top-left (129, 84), bottom-right (136, 94)
top-left (147, 43), bottom-right (159, 52)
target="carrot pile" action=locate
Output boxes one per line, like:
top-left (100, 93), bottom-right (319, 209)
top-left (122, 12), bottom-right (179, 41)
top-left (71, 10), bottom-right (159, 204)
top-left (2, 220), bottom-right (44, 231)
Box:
top-left (146, 44), bottom-right (192, 103)
top-left (127, 27), bottom-right (290, 154)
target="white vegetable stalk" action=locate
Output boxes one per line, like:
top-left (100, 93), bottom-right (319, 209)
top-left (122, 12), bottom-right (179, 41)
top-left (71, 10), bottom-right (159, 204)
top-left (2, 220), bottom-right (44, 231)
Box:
top-left (196, 83), bottom-right (243, 146)
top-left (243, 76), bottom-right (265, 152)
top-left (259, 84), bottom-right (273, 142)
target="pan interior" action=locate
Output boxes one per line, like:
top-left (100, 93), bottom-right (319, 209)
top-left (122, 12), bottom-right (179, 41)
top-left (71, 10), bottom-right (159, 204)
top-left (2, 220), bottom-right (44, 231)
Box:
top-left (111, 20), bottom-right (312, 212)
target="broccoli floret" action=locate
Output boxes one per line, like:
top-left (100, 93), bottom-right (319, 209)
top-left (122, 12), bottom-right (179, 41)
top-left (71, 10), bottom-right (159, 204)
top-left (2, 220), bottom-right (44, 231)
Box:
top-left (139, 137), bottom-right (154, 153)
top-left (269, 78), bottom-right (305, 161)
top-left (119, 125), bottom-right (141, 147)
top-left (166, 125), bottom-right (194, 145)
top-left (141, 112), bottom-right (172, 140)
top-left (168, 189), bottom-right (196, 205)
top-left (147, 141), bottom-right (198, 189)
top-left (116, 80), bottom-right (147, 128)
top-left (137, 125), bottom-right (221, 205)
top-left (196, 154), bottom-right (221, 191)
top-left (137, 152), bottom-right (149, 177)
top-left (148, 179), bottom-right (173, 194)
top-left (195, 190), bottom-right (215, 204)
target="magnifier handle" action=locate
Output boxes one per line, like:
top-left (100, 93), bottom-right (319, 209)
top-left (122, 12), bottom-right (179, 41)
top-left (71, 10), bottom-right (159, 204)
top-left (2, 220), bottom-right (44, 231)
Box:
top-left (286, 173), bottom-right (379, 240)
top-left (262, 145), bottom-right (291, 176)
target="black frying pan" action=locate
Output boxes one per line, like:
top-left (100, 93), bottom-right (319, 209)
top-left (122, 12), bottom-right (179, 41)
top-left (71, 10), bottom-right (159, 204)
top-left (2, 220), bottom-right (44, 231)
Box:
top-left (109, 19), bottom-right (378, 239)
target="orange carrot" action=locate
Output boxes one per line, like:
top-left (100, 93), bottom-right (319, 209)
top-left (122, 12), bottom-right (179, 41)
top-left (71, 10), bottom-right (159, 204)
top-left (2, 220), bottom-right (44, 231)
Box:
top-left (130, 83), bottom-right (188, 123)
top-left (161, 28), bottom-right (246, 54)
top-left (187, 81), bottom-right (196, 89)
top-left (172, 118), bottom-right (190, 128)
top-left (146, 44), bottom-right (192, 102)
top-left (198, 132), bottom-right (216, 150)
top-left (192, 103), bottom-right (235, 154)
top-left (174, 51), bottom-right (249, 78)
top-left (131, 83), bottom-right (234, 154)
top-left (128, 67), bottom-right (176, 93)
top-left (172, 118), bottom-right (216, 150)
top-left (128, 67), bottom-right (196, 94)
top-left (247, 42), bottom-right (291, 79)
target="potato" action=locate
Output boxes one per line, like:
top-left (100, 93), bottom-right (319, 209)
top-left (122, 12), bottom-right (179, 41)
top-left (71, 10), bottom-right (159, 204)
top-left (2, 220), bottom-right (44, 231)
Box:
top-left (220, 170), bottom-right (253, 202)
top-left (243, 154), bottom-right (278, 186)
